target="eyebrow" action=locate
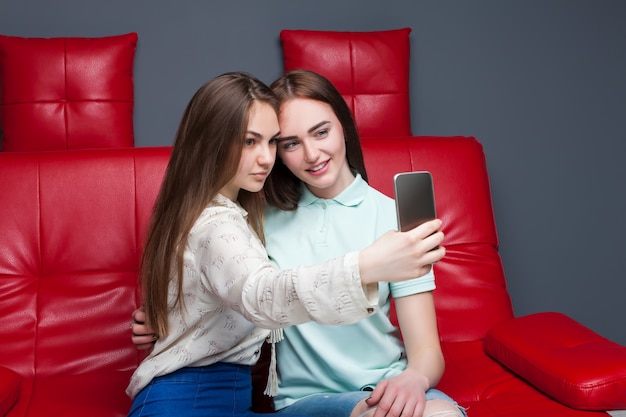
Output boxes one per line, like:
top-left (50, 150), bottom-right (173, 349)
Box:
top-left (246, 130), bottom-right (281, 139)
top-left (277, 120), bottom-right (330, 142)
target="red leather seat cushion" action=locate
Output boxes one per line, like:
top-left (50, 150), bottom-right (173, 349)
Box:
top-left (0, 366), bottom-right (20, 416)
top-left (0, 33), bottom-right (137, 151)
top-left (280, 28), bottom-right (412, 138)
top-left (440, 341), bottom-right (609, 417)
top-left (9, 372), bottom-right (133, 417)
top-left (485, 312), bottom-right (626, 410)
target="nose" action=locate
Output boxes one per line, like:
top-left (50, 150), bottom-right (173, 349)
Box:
top-left (302, 139), bottom-right (320, 163)
top-left (258, 142), bottom-right (276, 166)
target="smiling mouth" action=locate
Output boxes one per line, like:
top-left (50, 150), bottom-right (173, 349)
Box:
top-left (307, 161), bottom-right (328, 172)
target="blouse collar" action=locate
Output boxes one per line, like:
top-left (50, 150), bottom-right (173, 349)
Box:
top-left (214, 193), bottom-right (248, 217)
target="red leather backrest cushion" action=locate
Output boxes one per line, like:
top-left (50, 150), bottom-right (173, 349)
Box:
top-left (0, 33), bottom-right (137, 151)
top-left (0, 147), bottom-right (169, 377)
top-left (361, 136), bottom-right (515, 342)
top-left (280, 29), bottom-right (412, 138)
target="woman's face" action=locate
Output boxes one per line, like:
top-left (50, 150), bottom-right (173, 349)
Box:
top-left (277, 98), bottom-right (355, 199)
top-left (220, 101), bottom-right (280, 201)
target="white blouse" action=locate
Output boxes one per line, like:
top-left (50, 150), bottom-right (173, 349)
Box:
top-left (126, 194), bottom-right (378, 398)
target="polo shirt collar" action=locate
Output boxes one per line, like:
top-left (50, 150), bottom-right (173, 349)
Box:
top-left (299, 173), bottom-right (367, 207)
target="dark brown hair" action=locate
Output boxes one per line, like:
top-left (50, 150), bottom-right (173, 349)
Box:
top-left (141, 72), bottom-right (278, 336)
top-left (264, 69), bottom-right (367, 210)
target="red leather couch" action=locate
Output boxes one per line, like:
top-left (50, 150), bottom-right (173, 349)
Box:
top-left (1, 28), bottom-right (625, 417)
top-left (1, 138), bottom-right (625, 417)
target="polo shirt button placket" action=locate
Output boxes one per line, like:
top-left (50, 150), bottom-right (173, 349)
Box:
top-left (320, 201), bottom-right (327, 235)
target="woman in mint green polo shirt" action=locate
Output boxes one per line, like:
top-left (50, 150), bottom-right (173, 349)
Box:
top-left (262, 70), bottom-right (465, 417)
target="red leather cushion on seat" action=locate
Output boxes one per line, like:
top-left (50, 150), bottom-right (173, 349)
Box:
top-left (13, 372), bottom-right (133, 417)
top-left (485, 312), bottom-right (626, 410)
top-left (0, 366), bottom-right (20, 416)
top-left (280, 28), bottom-right (412, 138)
top-left (440, 340), bottom-right (610, 417)
top-left (0, 33), bottom-right (137, 151)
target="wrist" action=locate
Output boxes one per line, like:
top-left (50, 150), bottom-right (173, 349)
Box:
top-left (404, 367), bottom-right (431, 391)
top-left (358, 249), bottom-right (380, 286)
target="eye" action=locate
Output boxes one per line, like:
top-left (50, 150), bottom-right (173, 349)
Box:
top-left (269, 137), bottom-right (278, 146)
top-left (244, 138), bottom-right (255, 147)
top-left (280, 139), bottom-right (299, 151)
top-left (315, 128), bottom-right (329, 138)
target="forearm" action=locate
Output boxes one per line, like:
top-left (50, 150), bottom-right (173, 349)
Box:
top-left (240, 251), bottom-right (378, 328)
top-left (404, 345), bottom-right (445, 389)
top-left (395, 292), bottom-right (445, 389)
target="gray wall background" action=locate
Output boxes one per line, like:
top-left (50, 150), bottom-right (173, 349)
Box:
top-left (1, 0), bottom-right (624, 346)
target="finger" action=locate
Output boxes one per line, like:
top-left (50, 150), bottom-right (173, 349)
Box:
top-left (410, 401), bottom-right (425, 417)
top-left (371, 396), bottom-right (397, 417)
top-left (131, 322), bottom-right (155, 337)
top-left (132, 308), bottom-right (147, 324)
top-left (398, 396), bottom-right (419, 417)
top-left (368, 386), bottom-right (397, 417)
top-left (132, 333), bottom-right (156, 343)
top-left (422, 231), bottom-right (445, 253)
top-left (132, 333), bottom-right (158, 347)
top-left (366, 380), bottom-right (386, 406)
top-left (421, 245), bottom-right (446, 265)
top-left (413, 219), bottom-right (442, 236)
top-left (135, 342), bottom-right (157, 351)
top-left (402, 220), bottom-right (442, 245)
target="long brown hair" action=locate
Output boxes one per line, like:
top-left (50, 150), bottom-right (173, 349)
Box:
top-left (264, 69), bottom-right (367, 210)
top-left (141, 72), bottom-right (278, 336)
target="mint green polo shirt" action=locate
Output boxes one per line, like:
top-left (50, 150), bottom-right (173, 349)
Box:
top-left (264, 174), bottom-right (436, 409)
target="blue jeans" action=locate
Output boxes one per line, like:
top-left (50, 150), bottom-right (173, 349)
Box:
top-left (276, 388), bottom-right (466, 417)
top-left (128, 363), bottom-right (306, 417)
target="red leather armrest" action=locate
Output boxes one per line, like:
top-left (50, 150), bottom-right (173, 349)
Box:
top-left (484, 312), bottom-right (626, 410)
top-left (0, 366), bottom-right (20, 416)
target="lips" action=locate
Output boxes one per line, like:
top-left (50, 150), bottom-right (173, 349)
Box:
top-left (307, 160), bottom-right (329, 174)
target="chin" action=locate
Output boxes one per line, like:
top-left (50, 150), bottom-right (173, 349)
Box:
top-left (246, 184), bottom-right (265, 193)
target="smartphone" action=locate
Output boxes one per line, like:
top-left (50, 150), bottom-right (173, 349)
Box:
top-left (393, 171), bottom-right (437, 232)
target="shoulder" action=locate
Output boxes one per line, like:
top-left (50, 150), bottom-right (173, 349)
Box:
top-left (366, 185), bottom-right (394, 203)
top-left (189, 199), bottom-right (250, 244)
top-left (264, 203), bottom-right (303, 231)
top-left (196, 202), bottom-right (244, 228)
top-left (364, 184), bottom-right (395, 213)
top-left (358, 184), bottom-right (397, 231)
